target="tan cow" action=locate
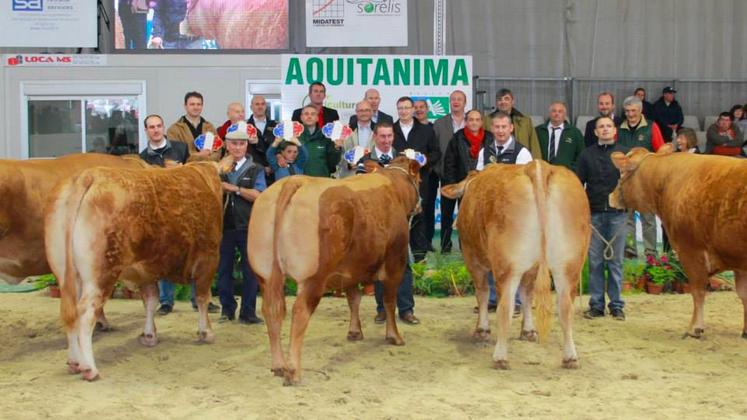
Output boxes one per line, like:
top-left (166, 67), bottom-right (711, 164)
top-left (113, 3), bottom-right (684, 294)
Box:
top-left (610, 145), bottom-right (747, 339)
top-left (45, 161), bottom-right (226, 381)
top-left (248, 157), bottom-right (422, 385)
top-left (186, 0), bottom-right (288, 49)
top-left (441, 160), bottom-right (590, 369)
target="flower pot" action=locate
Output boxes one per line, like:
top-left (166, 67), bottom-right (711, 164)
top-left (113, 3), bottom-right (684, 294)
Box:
top-left (635, 276), bottom-right (648, 290)
top-left (672, 281), bottom-right (684, 294)
top-left (48, 285), bottom-right (61, 298)
top-left (622, 282), bottom-right (634, 292)
top-left (646, 281), bottom-right (664, 295)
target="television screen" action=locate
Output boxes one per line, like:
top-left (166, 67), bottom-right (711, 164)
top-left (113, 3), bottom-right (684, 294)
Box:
top-left (114, 0), bottom-right (288, 50)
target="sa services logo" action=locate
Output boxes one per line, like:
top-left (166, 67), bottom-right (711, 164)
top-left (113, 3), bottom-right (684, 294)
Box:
top-left (13, 0), bottom-right (44, 12)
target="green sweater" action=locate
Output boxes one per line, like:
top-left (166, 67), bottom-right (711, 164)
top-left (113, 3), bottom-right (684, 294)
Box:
top-left (535, 121), bottom-right (585, 170)
top-left (299, 127), bottom-right (342, 178)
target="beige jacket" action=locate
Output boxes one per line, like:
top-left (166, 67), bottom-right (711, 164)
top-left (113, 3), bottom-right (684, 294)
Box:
top-left (167, 116), bottom-right (220, 161)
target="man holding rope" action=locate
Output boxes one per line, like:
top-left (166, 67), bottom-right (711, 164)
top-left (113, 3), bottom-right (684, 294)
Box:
top-left (575, 116), bottom-right (629, 320)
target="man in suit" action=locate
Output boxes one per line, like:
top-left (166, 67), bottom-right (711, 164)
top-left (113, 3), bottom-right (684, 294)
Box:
top-left (432, 90), bottom-right (467, 253)
top-left (246, 95), bottom-right (277, 181)
top-left (339, 100), bottom-right (375, 178)
top-left (584, 91), bottom-right (623, 147)
top-left (291, 82), bottom-right (339, 127)
top-left (349, 88), bottom-right (393, 129)
top-left (484, 88), bottom-right (541, 159)
top-left (393, 96), bottom-right (442, 262)
top-left (536, 101), bottom-right (584, 170)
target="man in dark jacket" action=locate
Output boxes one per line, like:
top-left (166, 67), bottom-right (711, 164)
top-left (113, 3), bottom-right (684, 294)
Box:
top-left (246, 95), bottom-right (277, 182)
top-left (652, 86), bottom-right (684, 142)
top-left (584, 91), bottom-right (624, 147)
top-left (291, 82), bottom-right (339, 128)
top-left (139, 114), bottom-right (220, 315)
top-left (575, 116), bottom-right (629, 320)
top-left (393, 96), bottom-right (442, 262)
top-left (349, 88), bottom-right (393, 129)
top-left (634, 87), bottom-right (654, 121)
top-left (536, 101), bottom-right (584, 170)
top-left (216, 124), bottom-right (266, 324)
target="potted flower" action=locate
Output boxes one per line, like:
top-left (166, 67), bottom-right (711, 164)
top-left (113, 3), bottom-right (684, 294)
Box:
top-left (644, 254), bottom-right (676, 294)
top-left (623, 260), bottom-right (646, 292)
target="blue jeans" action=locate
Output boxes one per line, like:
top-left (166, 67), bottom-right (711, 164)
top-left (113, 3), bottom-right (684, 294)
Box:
top-left (216, 229), bottom-right (258, 319)
top-left (374, 264), bottom-right (415, 316)
top-left (487, 272), bottom-right (522, 307)
top-left (589, 211), bottom-right (627, 312)
top-left (158, 280), bottom-right (196, 307)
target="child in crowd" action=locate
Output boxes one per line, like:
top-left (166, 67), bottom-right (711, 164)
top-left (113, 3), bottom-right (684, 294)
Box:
top-left (266, 137), bottom-right (307, 180)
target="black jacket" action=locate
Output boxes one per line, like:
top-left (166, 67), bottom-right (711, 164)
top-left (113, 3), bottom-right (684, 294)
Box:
top-left (246, 115), bottom-right (277, 166)
top-left (222, 157), bottom-right (263, 231)
top-left (349, 110), bottom-right (393, 130)
top-left (139, 139), bottom-right (189, 167)
top-left (584, 115), bottom-right (624, 147)
top-left (653, 97), bottom-right (684, 141)
top-left (443, 129), bottom-right (493, 185)
top-left (393, 120), bottom-right (441, 198)
top-left (575, 142), bottom-right (629, 213)
top-left (291, 106), bottom-right (340, 126)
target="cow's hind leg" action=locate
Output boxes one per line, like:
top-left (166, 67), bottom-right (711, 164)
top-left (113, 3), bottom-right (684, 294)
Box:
top-left (260, 271), bottom-right (287, 377)
top-left (285, 279), bottom-right (326, 386)
top-left (493, 268), bottom-right (520, 370)
top-left (519, 268), bottom-right (538, 342)
top-left (75, 287), bottom-right (107, 381)
top-left (194, 266), bottom-right (216, 344)
top-left (139, 282), bottom-right (159, 347)
top-left (555, 264), bottom-right (580, 368)
top-left (681, 256), bottom-right (709, 338)
top-left (94, 307), bottom-right (111, 332)
top-left (345, 285), bottom-right (363, 341)
top-left (734, 270), bottom-right (747, 339)
top-left (465, 253), bottom-right (491, 341)
top-left (381, 254), bottom-right (407, 346)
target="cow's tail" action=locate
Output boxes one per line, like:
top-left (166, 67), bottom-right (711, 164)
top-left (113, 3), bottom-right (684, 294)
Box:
top-left (525, 161), bottom-right (553, 343)
top-left (57, 172), bottom-right (95, 330)
top-left (267, 179), bottom-right (305, 305)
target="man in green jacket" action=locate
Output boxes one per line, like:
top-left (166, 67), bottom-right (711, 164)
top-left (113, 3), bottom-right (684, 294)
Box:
top-left (535, 101), bottom-right (584, 170)
top-left (483, 88), bottom-right (542, 159)
top-left (298, 105), bottom-right (342, 178)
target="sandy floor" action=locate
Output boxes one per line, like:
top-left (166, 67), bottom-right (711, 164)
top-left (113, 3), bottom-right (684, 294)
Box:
top-left (1, 290), bottom-right (747, 419)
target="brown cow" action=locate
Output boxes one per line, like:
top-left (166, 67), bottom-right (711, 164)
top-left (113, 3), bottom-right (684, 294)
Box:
top-left (610, 145), bottom-right (747, 339)
top-left (45, 161), bottom-right (227, 380)
top-left (186, 0), bottom-right (288, 49)
top-left (248, 157), bottom-right (422, 385)
top-left (441, 160), bottom-right (590, 369)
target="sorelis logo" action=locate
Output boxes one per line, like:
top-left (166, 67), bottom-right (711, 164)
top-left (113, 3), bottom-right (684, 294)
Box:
top-left (7, 55), bottom-right (23, 66)
top-left (13, 0), bottom-right (43, 11)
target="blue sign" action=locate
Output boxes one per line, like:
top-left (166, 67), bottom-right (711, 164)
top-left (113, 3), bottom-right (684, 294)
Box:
top-left (13, 0), bottom-right (43, 11)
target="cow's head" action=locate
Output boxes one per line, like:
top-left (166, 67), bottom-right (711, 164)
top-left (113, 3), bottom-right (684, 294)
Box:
top-left (609, 145), bottom-right (673, 210)
top-left (441, 171), bottom-right (479, 200)
top-left (388, 156), bottom-right (423, 185)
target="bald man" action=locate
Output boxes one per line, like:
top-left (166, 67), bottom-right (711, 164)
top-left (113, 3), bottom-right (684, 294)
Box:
top-left (246, 95), bottom-right (277, 178)
top-left (217, 102), bottom-right (246, 139)
top-left (349, 88), bottom-right (394, 129)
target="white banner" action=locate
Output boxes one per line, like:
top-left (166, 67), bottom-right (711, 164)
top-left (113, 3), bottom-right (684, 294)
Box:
top-left (305, 0), bottom-right (407, 47)
top-left (0, 0), bottom-right (97, 48)
top-left (4, 54), bottom-right (106, 67)
top-left (280, 54), bottom-right (473, 123)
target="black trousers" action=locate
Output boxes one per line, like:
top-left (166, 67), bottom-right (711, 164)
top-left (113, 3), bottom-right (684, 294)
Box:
top-left (440, 196), bottom-right (459, 252)
top-left (422, 172), bottom-right (440, 246)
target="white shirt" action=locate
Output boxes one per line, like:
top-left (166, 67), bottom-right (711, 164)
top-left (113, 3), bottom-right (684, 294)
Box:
top-left (475, 136), bottom-right (533, 170)
top-left (253, 117), bottom-right (267, 133)
top-left (399, 121), bottom-right (414, 140)
top-left (375, 147), bottom-right (394, 161)
top-left (357, 121), bottom-right (373, 148)
top-left (233, 156), bottom-right (247, 170)
top-left (547, 122), bottom-right (565, 157)
top-left (451, 114), bottom-right (465, 133)
top-left (149, 138), bottom-right (167, 150)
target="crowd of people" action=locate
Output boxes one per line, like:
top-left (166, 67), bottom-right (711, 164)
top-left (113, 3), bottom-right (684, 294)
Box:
top-left (135, 83), bottom-right (747, 326)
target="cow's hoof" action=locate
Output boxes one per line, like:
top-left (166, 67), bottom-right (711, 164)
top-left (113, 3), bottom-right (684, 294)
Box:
top-left (271, 367), bottom-right (286, 377)
top-left (472, 328), bottom-right (491, 342)
top-left (741, 332), bottom-right (747, 340)
top-left (283, 369), bottom-right (300, 386)
top-left (347, 331), bottom-right (363, 341)
top-left (519, 330), bottom-right (538, 342)
top-left (385, 336), bottom-right (405, 346)
top-left (80, 368), bottom-right (100, 381)
top-left (95, 322), bottom-right (112, 333)
top-left (683, 328), bottom-right (705, 339)
top-left (562, 358), bottom-right (580, 369)
top-left (493, 360), bottom-right (510, 370)
top-left (139, 333), bottom-right (158, 347)
top-left (67, 361), bottom-right (81, 374)
top-left (196, 330), bottom-right (215, 344)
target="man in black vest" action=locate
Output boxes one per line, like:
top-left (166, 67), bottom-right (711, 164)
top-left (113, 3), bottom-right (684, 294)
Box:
top-left (393, 96), bottom-right (441, 262)
top-left (216, 124), bottom-right (266, 324)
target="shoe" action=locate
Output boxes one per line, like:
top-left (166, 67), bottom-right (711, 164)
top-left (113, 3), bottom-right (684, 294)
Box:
top-left (610, 309), bottom-right (626, 320)
top-left (583, 308), bottom-right (605, 319)
top-left (193, 302), bottom-right (221, 313)
top-left (374, 312), bottom-right (386, 324)
top-left (156, 304), bottom-right (173, 316)
top-left (218, 314), bottom-right (235, 323)
top-left (400, 312), bottom-right (420, 325)
top-left (238, 315), bottom-right (264, 325)
top-left (473, 303), bottom-right (498, 314)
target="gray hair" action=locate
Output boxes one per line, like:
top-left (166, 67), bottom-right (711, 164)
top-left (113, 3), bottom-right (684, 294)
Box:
top-left (622, 96), bottom-right (643, 109)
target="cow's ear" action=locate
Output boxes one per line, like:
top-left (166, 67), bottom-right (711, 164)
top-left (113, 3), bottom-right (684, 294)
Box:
top-left (610, 152), bottom-right (630, 171)
top-left (440, 184), bottom-right (462, 199)
top-left (657, 143), bottom-right (674, 155)
top-left (407, 159), bottom-right (421, 177)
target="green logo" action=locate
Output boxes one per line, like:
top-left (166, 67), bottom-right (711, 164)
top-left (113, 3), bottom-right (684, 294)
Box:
top-left (364, 2), bottom-right (374, 13)
top-left (413, 96), bottom-right (449, 119)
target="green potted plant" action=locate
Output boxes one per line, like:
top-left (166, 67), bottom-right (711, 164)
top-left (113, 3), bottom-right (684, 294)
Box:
top-left (623, 260), bottom-right (646, 292)
top-left (644, 254), bottom-right (677, 295)
top-left (36, 274), bottom-right (60, 298)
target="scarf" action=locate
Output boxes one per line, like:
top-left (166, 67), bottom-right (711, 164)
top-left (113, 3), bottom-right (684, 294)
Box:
top-left (464, 128), bottom-right (484, 159)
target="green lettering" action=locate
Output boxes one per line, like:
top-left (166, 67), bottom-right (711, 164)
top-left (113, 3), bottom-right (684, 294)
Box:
top-left (393, 59), bottom-right (410, 85)
top-left (346, 57), bottom-right (354, 85)
top-left (306, 57), bottom-right (323, 83)
top-left (450, 59), bottom-right (469, 85)
top-left (284, 58), bottom-right (304, 84)
top-left (414, 59), bottom-right (420, 85)
top-left (326, 58), bottom-right (344, 86)
top-left (424, 59), bottom-right (448, 85)
top-left (356, 58), bottom-right (373, 84)
top-left (372, 59), bottom-right (391, 85)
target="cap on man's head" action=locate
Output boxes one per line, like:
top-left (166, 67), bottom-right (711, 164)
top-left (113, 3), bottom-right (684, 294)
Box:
top-left (662, 86), bottom-right (677, 94)
top-left (225, 121), bottom-right (251, 141)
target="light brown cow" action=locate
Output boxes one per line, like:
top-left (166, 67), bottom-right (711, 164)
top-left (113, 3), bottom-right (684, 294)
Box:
top-left (248, 157), bottom-right (422, 385)
top-left (441, 160), bottom-right (590, 369)
top-left (45, 161), bottom-right (226, 380)
top-left (610, 146), bottom-right (747, 339)
top-left (186, 0), bottom-right (288, 49)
